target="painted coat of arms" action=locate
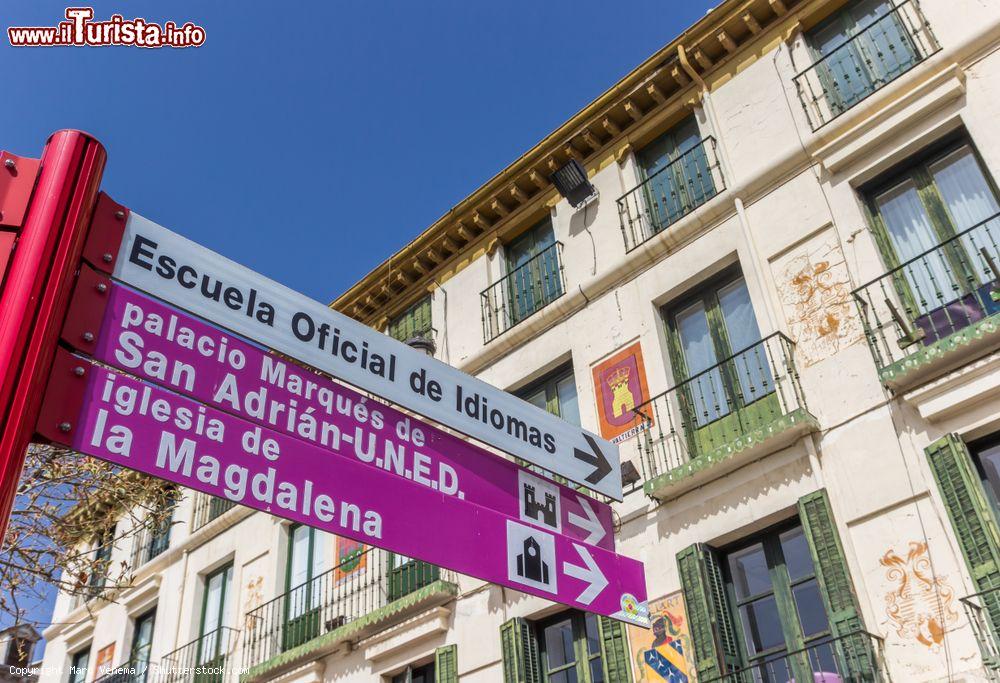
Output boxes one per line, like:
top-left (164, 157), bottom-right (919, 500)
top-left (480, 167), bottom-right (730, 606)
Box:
top-left (880, 541), bottom-right (959, 650)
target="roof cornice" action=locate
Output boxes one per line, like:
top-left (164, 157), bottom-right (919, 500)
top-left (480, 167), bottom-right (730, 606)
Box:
top-left (331, 0), bottom-right (804, 324)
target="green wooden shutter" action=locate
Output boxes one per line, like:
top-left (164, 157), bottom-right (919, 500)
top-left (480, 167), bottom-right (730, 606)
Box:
top-left (798, 489), bottom-right (874, 676)
top-left (500, 617), bottom-right (541, 683)
top-left (676, 543), bottom-right (740, 679)
top-left (435, 644), bottom-right (457, 683)
top-left (926, 434), bottom-right (1000, 660)
top-left (597, 616), bottom-right (632, 682)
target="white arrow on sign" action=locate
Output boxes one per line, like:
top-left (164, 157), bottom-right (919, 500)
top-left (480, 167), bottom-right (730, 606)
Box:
top-left (567, 496), bottom-right (606, 547)
top-left (111, 215), bottom-right (625, 499)
top-left (563, 543), bottom-right (609, 605)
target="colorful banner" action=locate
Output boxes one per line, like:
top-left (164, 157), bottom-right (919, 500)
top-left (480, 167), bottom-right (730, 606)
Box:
top-left (38, 351), bottom-right (650, 625)
top-left (628, 593), bottom-right (695, 682)
top-left (592, 342), bottom-right (652, 444)
top-left (334, 537), bottom-right (367, 584)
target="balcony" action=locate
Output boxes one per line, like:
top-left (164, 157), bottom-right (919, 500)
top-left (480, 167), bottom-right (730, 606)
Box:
top-left (242, 547), bottom-right (457, 681)
top-left (617, 136), bottom-right (724, 253)
top-left (129, 519), bottom-right (171, 569)
top-left (192, 494), bottom-right (237, 531)
top-left (633, 333), bottom-right (817, 500)
top-left (852, 214), bottom-right (1000, 389)
top-left (160, 627), bottom-right (240, 683)
top-left (793, 0), bottom-right (938, 130)
top-left (700, 630), bottom-right (887, 683)
top-left (481, 242), bottom-right (565, 342)
top-left (961, 586), bottom-right (1000, 676)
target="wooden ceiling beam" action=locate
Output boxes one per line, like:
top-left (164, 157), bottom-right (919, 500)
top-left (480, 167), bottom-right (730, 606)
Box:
top-left (581, 130), bottom-right (602, 151)
top-left (528, 169), bottom-right (548, 189)
top-left (693, 48), bottom-right (713, 70)
top-left (671, 64), bottom-right (691, 85)
top-left (717, 30), bottom-right (737, 53)
top-left (624, 99), bottom-right (643, 122)
top-left (646, 82), bottom-right (666, 104)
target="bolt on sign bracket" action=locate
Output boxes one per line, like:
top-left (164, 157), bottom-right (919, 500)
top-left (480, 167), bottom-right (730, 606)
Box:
top-left (0, 152), bottom-right (41, 228)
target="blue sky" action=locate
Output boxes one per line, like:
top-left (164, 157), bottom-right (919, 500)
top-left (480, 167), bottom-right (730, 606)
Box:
top-left (1, 0), bottom-right (715, 645)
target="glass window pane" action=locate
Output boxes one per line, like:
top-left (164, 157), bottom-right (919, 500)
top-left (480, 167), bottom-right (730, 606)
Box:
top-left (876, 178), bottom-right (956, 313)
top-left (729, 543), bottom-right (772, 599)
top-left (675, 300), bottom-right (728, 424)
top-left (543, 618), bottom-right (577, 670)
top-left (793, 580), bottom-right (831, 637)
top-left (976, 443), bottom-right (1000, 518)
top-left (585, 613), bottom-right (600, 655)
top-left (718, 278), bottom-right (770, 403)
top-left (739, 596), bottom-right (786, 655)
top-left (590, 656), bottom-right (606, 683)
top-left (549, 671), bottom-right (578, 683)
top-left (70, 651), bottom-right (89, 683)
top-left (930, 146), bottom-right (1000, 231)
top-left (556, 374), bottom-right (580, 426)
top-left (717, 279), bottom-right (761, 353)
top-left (780, 526), bottom-right (815, 582)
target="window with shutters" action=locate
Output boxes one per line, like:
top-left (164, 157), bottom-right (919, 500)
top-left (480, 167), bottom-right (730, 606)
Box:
top-left (677, 494), bottom-right (877, 681)
top-left (388, 295), bottom-right (432, 343)
top-left (928, 433), bottom-right (1000, 671)
top-left (723, 523), bottom-right (838, 679)
top-left (969, 432), bottom-right (1000, 523)
top-left (499, 611), bottom-right (630, 682)
top-left (390, 661), bottom-right (435, 683)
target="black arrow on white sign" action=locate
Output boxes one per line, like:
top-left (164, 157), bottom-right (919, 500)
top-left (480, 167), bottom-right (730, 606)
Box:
top-left (575, 434), bottom-right (612, 485)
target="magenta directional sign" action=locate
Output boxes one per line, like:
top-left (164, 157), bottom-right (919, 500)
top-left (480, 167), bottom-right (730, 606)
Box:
top-left (37, 351), bottom-right (650, 626)
top-left (64, 276), bottom-right (615, 551)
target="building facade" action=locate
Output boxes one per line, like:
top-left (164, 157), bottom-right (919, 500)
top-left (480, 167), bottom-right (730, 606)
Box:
top-left (37, 0), bottom-right (1000, 680)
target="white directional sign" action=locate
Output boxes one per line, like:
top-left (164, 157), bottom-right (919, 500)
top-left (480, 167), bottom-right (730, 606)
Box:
top-left (111, 214), bottom-right (624, 499)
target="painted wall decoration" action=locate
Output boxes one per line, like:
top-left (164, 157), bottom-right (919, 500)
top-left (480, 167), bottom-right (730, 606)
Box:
top-left (770, 228), bottom-right (863, 367)
top-left (334, 536), bottom-right (367, 585)
top-left (592, 341), bottom-right (653, 444)
top-left (880, 541), bottom-right (959, 650)
top-left (628, 592), bottom-right (695, 682)
top-left (242, 575), bottom-right (265, 631)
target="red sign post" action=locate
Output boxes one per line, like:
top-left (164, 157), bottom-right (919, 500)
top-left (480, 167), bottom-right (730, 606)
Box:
top-left (0, 131), bottom-right (106, 543)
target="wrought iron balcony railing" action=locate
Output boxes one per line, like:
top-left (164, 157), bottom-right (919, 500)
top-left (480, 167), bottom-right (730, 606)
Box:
top-left (852, 213), bottom-right (1000, 382)
top-left (700, 630), bottom-right (887, 683)
top-left (633, 333), bottom-right (808, 486)
top-left (617, 136), bottom-right (723, 253)
top-left (242, 546), bottom-right (454, 671)
top-left (129, 518), bottom-right (172, 569)
top-left (481, 242), bottom-right (565, 342)
top-left (961, 585), bottom-right (1000, 676)
top-left (160, 627), bottom-right (240, 683)
top-left (192, 494), bottom-right (237, 531)
top-left (793, 0), bottom-right (938, 130)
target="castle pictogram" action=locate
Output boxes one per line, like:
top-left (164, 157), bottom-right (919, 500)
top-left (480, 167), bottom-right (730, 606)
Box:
top-left (522, 483), bottom-right (557, 528)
